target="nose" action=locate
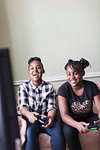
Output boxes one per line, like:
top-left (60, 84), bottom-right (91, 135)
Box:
top-left (71, 73), bottom-right (74, 79)
top-left (33, 67), bottom-right (38, 72)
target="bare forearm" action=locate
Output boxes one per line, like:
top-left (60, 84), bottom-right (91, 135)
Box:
top-left (20, 107), bottom-right (30, 117)
top-left (48, 109), bottom-right (56, 118)
top-left (62, 114), bottom-right (78, 128)
top-left (48, 109), bottom-right (56, 123)
top-left (94, 94), bottom-right (100, 119)
top-left (58, 96), bottom-right (89, 132)
top-left (61, 114), bottom-right (89, 133)
top-left (21, 107), bottom-right (38, 123)
top-left (98, 112), bottom-right (100, 120)
top-left (96, 106), bottom-right (100, 119)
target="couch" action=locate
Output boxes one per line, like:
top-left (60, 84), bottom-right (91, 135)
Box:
top-left (17, 82), bottom-right (100, 150)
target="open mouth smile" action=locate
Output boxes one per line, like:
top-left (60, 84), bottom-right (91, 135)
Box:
top-left (33, 73), bottom-right (39, 77)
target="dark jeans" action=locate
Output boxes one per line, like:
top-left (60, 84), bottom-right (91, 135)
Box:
top-left (63, 113), bottom-right (99, 150)
top-left (25, 120), bottom-right (66, 150)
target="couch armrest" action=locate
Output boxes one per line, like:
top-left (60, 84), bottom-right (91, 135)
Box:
top-left (18, 116), bottom-right (27, 146)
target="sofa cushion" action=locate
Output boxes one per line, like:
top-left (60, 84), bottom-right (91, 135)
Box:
top-left (17, 82), bottom-right (100, 150)
top-left (39, 133), bottom-right (52, 150)
top-left (18, 116), bottom-right (27, 145)
top-left (79, 130), bottom-right (100, 150)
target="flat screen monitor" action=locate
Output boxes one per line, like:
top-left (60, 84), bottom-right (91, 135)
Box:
top-left (0, 48), bottom-right (22, 150)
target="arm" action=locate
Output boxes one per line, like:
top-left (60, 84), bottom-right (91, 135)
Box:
top-left (42, 109), bottom-right (56, 128)
top-left (48, 109), bottom-right (56, 123)
top-left (42, 85), bottom-right (57, 128)
top-left (21, 107), bottom-right (39, 124)
top-left (58, 95), bottom-right (89, 132)
top-left (18, 83), bottom-right (39, 123)
top-left (94, 93), bottom-right (100, 123)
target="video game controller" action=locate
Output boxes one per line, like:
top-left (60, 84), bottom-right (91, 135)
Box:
top-left (85, 123), bottom-right (100, 130)
top-left (34, 115), bottom-right (49, 126)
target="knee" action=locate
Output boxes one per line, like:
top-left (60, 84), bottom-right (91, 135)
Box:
top-left (52, 121), bottom-right (63, 133)
top-left (51, 121), bottom-right (65, 140)
top-left (63, 125), bottom-right (76, 139)
top-left (26, 123), bottom-right (39, 138)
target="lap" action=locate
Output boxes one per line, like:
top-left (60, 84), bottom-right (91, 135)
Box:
top-left (26, 120), bottom-right (63, 136)
top-left (41, 120), bottom-right (63, 136)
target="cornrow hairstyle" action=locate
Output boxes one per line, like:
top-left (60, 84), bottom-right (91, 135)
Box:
top-left (28, 57), bottom-right (45, 72)
top-left (64, 58), bottom-right (90, 72)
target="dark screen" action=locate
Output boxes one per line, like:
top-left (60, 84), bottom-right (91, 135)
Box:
top-left (0, 49), bottom-right (22, 150)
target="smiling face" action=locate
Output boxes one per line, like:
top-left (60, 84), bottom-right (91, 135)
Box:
top-left (66, 65), bottom-right (84, 88)
top-left (28, 60), bottom-right (44, 86)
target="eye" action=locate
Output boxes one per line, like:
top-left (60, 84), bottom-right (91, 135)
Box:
top-left (67, 72), bottom-right (71, 76)
top-left (30, 67), bottom-right (34, 70)
top-left (74, 71), bottom-right (78, 75)
top-left (37, 66), bottom-right (41, 69)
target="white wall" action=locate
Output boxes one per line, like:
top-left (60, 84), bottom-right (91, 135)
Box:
top-left (0, 0), bottom-right (100, 87)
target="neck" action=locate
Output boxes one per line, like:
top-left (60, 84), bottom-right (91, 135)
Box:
top-left (32, 79), bottom-right (42, 87)
top-left (73, 83), bottom-right (83, 90)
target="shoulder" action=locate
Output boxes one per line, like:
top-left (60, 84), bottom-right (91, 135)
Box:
top-left (58, 82), bottom-right (70, 91)
top-left (42, 80), bottom-right (55, 92)
top-left (83, 80), bottom-right (98, 88)
top-left (83, 80), bottom-right (100, 95)
top-left (58, 82), bottom-right (70, 97)
top-left (20, 80), bottom-right (30, 87)
top-left (19, 80), bottom-right (31, 91)
top-left (43, 80), bottom-right (54, 88)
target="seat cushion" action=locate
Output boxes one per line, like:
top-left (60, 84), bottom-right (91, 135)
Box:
top-left (79, 130), bottom-right (100, 150)
top-left (39, 133), bottom-right (52, 150)
top-left (39, 133), bottom-right (69, 150)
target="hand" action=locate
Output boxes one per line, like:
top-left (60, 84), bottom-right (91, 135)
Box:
top-left (26, 111), bottom-right (39, 123)
top-left (76, 122), bottom-right (90, 133)
top-left (42, 116), bottom-right (54, 128)
top-left (94, 119), bottom-right (100, 130)
top-left (94, 119), bottom-right (100, 124)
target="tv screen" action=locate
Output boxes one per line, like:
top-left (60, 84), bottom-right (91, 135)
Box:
top-left (0, 48), bottom-right (22, 150)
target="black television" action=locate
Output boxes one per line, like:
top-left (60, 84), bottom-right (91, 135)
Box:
top-left (0, 48), bottom-right (22, 150)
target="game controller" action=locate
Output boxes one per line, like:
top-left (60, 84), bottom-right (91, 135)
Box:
top-left (85, 123), bottom-right (100, 130)
top-left (34, 115), bottom-right (49, 126)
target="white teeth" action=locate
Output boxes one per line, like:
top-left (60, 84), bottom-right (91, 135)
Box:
top-left (33, 73), bottom-right (38, 76)
top-left (71, 80), bottom-right (76, 83)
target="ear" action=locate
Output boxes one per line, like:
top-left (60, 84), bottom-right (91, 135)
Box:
top-left (82, 70), bottom-right (85, 76)
top-left (28, 68), bottom-right (30, 74)
top-left (43, 69), bottom-right (45, 74)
